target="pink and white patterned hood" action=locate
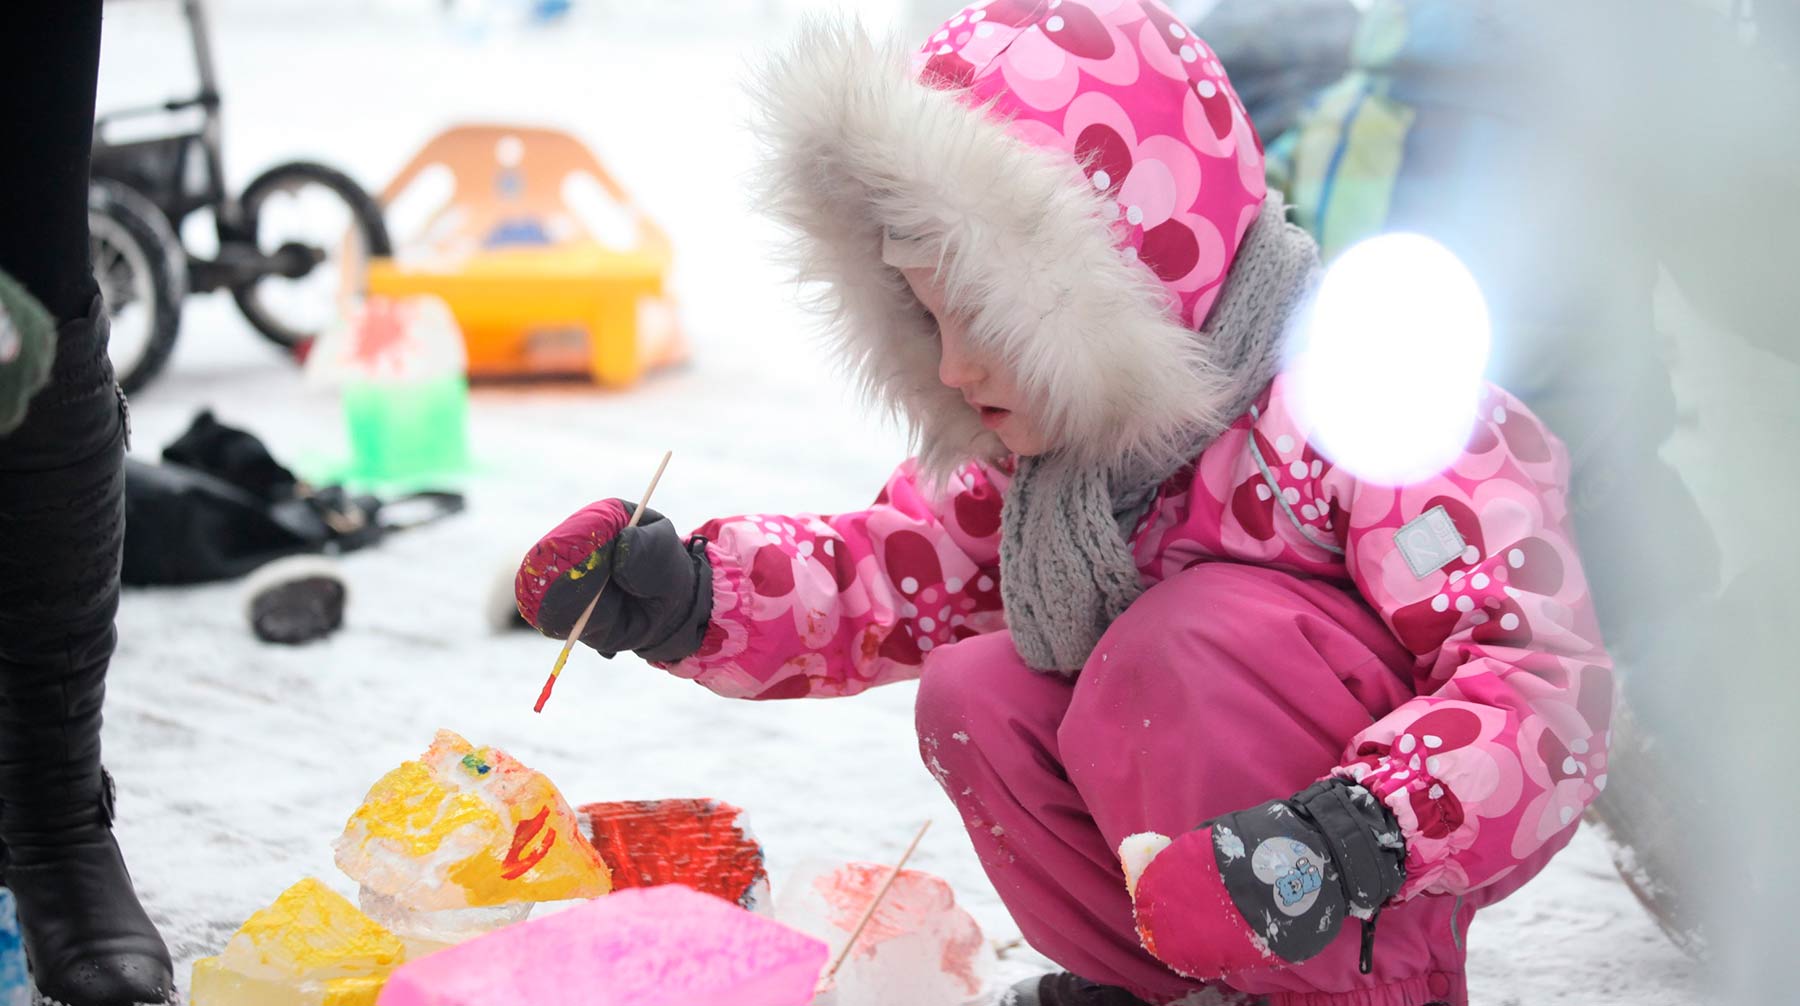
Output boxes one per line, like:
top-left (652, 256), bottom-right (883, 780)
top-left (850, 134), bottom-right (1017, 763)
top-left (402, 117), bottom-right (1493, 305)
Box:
top-left (754, 0), bottom-right (1269, 479)
top-left (914, 0), bottom-right (1268, 325)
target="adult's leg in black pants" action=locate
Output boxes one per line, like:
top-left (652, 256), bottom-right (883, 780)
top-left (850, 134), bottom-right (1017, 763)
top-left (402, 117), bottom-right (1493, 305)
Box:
top-left (0, 4), bottom-right (175, 1005)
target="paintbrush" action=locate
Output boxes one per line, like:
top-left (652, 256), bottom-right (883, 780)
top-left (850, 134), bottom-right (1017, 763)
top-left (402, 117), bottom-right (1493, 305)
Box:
top-left (534, 449), bottom-right (673, 713)
top-left (816, 819), bottom-right (933, 994)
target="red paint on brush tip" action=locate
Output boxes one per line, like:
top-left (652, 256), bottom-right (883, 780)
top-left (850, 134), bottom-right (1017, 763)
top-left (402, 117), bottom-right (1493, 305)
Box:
top-left (533, 673), bottom-right (558, 713)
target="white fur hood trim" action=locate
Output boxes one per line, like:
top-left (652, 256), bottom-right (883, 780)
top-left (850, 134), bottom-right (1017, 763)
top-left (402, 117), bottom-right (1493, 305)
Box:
top-left (751, 18), bottom-right (1240, 482)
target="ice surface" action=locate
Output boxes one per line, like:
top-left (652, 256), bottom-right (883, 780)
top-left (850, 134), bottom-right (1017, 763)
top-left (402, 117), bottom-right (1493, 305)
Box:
top-left (189, 878), bottom-right (404, 1006)
top-left (355, 889), bottom-right (530, 959)
top-left (333, 730), bottom-right (610, 945)
top-left (777, 861), bottom-right (993, 1006)
top-left (580, 798), bottom-right (770, 911)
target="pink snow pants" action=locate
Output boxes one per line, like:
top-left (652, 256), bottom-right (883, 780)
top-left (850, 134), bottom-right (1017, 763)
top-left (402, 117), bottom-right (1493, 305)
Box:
top-left (915, 563), bottom-right (1471, 1006)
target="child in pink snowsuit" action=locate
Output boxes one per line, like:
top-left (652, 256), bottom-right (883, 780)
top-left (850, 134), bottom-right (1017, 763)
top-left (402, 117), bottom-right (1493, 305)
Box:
top-left (516, 3), bottom-right (1614, 1004)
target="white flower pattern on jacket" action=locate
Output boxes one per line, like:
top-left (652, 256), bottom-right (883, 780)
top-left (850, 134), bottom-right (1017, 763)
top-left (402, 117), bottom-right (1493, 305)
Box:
top-left (660, 373), bottom-right (1612, 903)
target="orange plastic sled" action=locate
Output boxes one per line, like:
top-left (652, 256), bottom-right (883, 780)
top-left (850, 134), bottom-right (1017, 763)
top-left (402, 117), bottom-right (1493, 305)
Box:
top-left (366, 124), bottom-right (686, 386)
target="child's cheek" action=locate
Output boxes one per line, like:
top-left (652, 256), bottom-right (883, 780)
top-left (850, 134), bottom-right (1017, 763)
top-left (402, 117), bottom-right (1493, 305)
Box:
top-left (1000, 418), bottom-right (1049, 457)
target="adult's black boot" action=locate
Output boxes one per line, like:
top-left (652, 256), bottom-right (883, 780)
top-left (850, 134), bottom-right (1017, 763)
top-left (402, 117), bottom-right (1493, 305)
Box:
top-left (0, 298), bottom-right (175, 1006)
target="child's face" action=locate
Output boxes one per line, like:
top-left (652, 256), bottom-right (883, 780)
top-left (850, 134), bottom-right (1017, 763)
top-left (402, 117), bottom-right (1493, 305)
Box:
top-left (902, 266), bottom-right (1049, 457)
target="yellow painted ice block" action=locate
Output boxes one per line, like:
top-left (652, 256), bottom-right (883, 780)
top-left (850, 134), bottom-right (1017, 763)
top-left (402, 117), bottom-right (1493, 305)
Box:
top-left (189, 878), bottom-right (404, 1006)
top-left (334, 730), bottom-right (612, 911)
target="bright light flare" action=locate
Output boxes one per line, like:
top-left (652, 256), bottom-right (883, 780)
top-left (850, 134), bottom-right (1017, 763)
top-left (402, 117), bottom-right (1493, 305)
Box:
top-left (1289, 233), bottom-right (1492, 487)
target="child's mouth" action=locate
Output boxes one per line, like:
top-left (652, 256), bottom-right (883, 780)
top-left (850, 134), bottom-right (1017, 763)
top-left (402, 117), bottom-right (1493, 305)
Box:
top-left (978, 406), bottom-right (1010, 430)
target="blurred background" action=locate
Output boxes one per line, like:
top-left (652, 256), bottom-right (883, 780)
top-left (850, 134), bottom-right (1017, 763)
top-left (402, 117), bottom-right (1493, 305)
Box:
top-left (72, 0), bottom-right (1797, 1001)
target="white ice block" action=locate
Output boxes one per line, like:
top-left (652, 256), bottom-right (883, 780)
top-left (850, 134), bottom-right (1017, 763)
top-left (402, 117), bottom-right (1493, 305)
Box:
top-left (776, 860), bottom-right (994, 1006)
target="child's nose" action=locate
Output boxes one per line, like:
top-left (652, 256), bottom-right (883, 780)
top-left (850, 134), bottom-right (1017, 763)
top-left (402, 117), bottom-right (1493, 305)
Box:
top-left (937, 326), bottom-right (986, 390)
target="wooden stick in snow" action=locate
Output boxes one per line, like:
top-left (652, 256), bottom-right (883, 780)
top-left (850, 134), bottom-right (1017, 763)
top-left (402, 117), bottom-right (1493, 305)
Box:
top-left (817, 820), bottom-right (933, 992)
top-left (533, 450), bottom-right (673, 713)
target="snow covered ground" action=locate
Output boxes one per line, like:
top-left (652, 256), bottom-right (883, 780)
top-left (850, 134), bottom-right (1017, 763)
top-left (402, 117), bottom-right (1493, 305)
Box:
top-left (92, 2), bottom-right (1714, 1002)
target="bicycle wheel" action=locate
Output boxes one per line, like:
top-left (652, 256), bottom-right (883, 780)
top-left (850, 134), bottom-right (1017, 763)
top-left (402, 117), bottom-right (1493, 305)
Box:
top-left (230, 161), bottom-right (392, 353)
top-left (89, 178), bottom-right (186, 394)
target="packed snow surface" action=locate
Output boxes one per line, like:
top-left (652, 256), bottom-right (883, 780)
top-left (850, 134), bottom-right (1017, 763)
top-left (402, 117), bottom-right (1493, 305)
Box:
top-left (93, 3), bottom-right (1715, 1001)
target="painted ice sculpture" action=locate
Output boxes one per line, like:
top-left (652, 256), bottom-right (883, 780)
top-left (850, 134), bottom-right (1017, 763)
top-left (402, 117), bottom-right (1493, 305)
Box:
top-left (374, 884), bottom-right (830, 1006)
top-left (189, 878), bottom-right (405, 1006)
top-left (333, 730), bottom-right (612, 948)
top-left (777, 861), bottom-right (992, 1006)
top-left (580, 798), bottom-right (769, 911)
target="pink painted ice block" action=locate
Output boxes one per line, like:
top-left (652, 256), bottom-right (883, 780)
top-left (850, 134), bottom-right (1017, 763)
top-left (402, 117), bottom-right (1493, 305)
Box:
top-left (374, 885), bottom-right (829, 1006)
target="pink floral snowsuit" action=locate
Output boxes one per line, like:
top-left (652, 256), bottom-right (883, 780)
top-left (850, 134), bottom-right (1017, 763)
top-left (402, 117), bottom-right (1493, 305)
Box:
top-left (668, 3), bottom-right (1615, 1004)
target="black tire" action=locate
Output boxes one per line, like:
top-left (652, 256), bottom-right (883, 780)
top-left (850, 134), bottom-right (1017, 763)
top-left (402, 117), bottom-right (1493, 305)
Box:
top-left (88, 178), bottom-right (186, 395)
top-left (230, 161), bottom-right (392, 352)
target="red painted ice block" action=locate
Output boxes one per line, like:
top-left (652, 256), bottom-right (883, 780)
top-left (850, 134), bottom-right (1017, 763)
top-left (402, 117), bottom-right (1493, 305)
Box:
top-left (580, 799), bottom-right (768, 911)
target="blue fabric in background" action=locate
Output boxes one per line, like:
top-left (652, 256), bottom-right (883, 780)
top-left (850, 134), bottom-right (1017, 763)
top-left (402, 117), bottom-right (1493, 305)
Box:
top-left (0, 890), bottom-right (30, 1006)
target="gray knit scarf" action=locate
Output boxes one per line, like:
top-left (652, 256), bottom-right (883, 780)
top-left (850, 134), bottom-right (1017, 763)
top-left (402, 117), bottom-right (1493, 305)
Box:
top-left (999, 196), bottom-right (1321, 673)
